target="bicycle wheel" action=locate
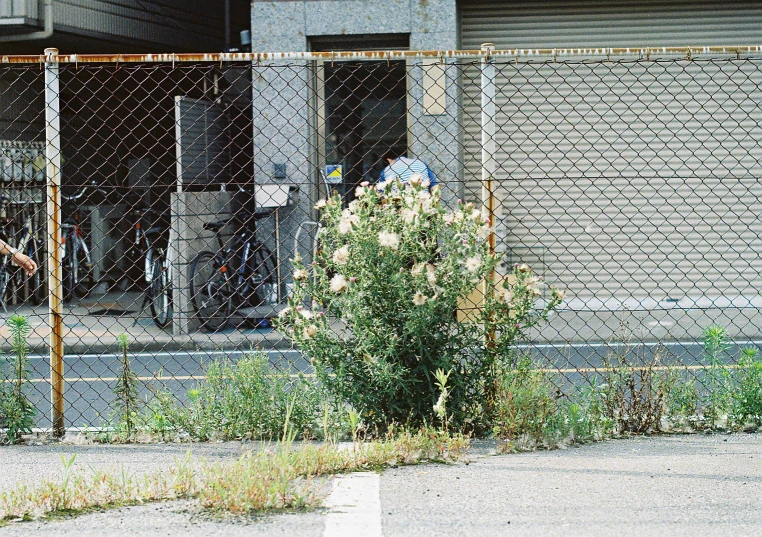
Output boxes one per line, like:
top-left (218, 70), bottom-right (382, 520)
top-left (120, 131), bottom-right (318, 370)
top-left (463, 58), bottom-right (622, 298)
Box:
top-left (26, 240), bottom-right (45, 305)
top-left (72, 239), bottom-right (94, 298)
top-left (62, 235), bottom-right (75, 301)
top-left (189, 251), bottom-right (231, 332)
top-left (148, 249), bottom-right (172, 328)
top-left (245, 242), bottom-right (277, 307)
top-left (0, 262), bottom-right (10, 309)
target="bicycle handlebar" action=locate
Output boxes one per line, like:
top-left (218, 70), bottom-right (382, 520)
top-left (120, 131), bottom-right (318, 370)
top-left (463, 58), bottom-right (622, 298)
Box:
top-left (61, 181), bottom-right (108, 202)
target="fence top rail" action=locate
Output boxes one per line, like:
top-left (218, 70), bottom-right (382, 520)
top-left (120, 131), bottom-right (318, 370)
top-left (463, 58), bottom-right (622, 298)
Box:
top-left (3, 45), bottom-right (762, 65)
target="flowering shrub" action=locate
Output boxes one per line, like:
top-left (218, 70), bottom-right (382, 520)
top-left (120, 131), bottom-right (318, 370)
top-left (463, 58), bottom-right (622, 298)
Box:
top-left (275, 177), bottom-right (564, 431)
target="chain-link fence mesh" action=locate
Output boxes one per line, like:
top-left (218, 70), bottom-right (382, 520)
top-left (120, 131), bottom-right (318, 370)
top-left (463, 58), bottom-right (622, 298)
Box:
top-left (1, 49), bottom-right (761, 430)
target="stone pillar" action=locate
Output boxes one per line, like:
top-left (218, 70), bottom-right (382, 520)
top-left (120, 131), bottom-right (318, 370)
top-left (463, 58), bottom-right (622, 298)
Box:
top-left (252, 60), bottom-right (314, 287)
top-left (407, 57), bottom-right (463, 208)
top-left (169, 191), bottom-right (232, 334)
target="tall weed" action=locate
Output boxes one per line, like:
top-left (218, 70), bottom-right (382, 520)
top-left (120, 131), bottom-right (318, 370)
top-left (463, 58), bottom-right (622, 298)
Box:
top-left (490, 354), bottom-right (611, 451)
top-left (0, 315), bottom-right (36, 444)
top-left (701, 324), bottom-right (733, 426)
top-left (732, 347), bottom-right (762, 428)
top-left (599, 335), bottom-right (674, 434)
top-left (152, 352), bottom-right (332, 441)
top-left (665, 372), bottom-right (699, 423)
top-left (112, 333), bottom-right (140, 440)
top-left (491, 355), bottom-right (557, 446)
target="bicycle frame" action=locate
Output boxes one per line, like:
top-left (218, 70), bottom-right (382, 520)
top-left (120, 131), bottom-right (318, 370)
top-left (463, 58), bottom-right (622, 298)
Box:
top-left (61, 214), bottom-right (92, 294)
top-left (190, 208), bottom-right (278, 331)
top-left (144, 230), bottom-right (170, 281)
top-left (125, 205), bottom-right (173, 328)
top-left (211, 220), bottom-right (276, 306)
top-left (0, 197), bottom-right (45, 309)
top-left (215, 231), bottom-right (255, 296)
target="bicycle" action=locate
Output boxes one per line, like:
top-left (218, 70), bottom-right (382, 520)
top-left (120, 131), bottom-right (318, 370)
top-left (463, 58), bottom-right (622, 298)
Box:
top-left (60, 183), bottom-right (106, 301)
top-left (0, 194), bottom-right (45, 309)
top-left (189, 209), bottom-right (277, 332)
top-left (129, 207), bottom-right (172, 328)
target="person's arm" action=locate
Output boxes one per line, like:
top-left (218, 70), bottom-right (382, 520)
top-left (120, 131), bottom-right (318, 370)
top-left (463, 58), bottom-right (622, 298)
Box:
top-left (426, 165), bottom-right (438, 187)
top-left (0, 240), bottom-right (38, 276)
top-left (377, 165), bottom-right (390, 189)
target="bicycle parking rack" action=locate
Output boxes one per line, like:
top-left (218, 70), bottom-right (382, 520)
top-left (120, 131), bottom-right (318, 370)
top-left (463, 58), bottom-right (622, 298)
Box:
top-left (235, 183), bottom-right (298, 326)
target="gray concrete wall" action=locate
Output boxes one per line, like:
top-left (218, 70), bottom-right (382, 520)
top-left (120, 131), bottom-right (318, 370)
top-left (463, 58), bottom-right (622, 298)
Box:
top-left (251, 59), bottom-right (312, 286)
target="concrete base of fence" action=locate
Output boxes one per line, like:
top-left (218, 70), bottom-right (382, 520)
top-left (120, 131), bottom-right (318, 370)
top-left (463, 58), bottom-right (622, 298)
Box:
top-left (529, 304), bottom-right (762, 345)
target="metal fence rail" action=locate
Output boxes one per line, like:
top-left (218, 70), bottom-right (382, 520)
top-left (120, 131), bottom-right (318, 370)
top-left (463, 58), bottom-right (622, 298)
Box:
top-left (1, 46), bottom-right (762, 432)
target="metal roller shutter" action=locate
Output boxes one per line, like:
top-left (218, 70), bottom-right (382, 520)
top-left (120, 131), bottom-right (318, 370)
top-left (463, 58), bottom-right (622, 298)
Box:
top-left (460, 0), bottom-right (762, 303)
top-left (460, 1), bottom-right (762, 49)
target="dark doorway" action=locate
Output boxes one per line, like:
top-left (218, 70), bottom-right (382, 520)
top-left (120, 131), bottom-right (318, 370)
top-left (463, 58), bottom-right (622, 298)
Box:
top-left (323, 61), bottom-right (407, 202)
top-left (311, 34), bottom-right (409, 203)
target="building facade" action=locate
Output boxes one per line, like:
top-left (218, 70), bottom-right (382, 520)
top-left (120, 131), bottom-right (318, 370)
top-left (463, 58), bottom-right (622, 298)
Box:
top-left (1, 0), bottom-right (249, 53)
top-left (250, 1), bottom-right (762, 330)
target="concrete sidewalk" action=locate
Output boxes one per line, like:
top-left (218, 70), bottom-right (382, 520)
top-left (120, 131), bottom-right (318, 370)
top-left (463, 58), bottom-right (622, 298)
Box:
top-left (0, 434), bottom-right (760, 536)
top-left (7, 290), bottom-right (762, 356)
top-left (0, 291), bottom-right (286, 355)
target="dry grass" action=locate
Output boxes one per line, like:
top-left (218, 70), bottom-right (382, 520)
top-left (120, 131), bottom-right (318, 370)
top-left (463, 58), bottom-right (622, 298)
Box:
top-left (0, 428), bottom-right (468, 523)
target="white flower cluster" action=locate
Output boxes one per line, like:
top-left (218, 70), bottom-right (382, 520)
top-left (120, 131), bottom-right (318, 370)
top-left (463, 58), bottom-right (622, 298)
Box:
top-left (378, 230), bottom-right (400, 250)
top-left (408, 173), bottom-right (430, 189)
top-left (411, 263), bottom-right (437, 285)
top-left (330, 274), bottom-right (349, 293)
top-left (465, 257), bottom-right (481, 273)
top-left (332, 245), bottom-right (350, 265)
top-left (525, 275), bottom-right (542, 297)
top-left (412, 291), bottom-right (427, 306)
top-left (551, 287), bottom-right (567, 301)
top-left (339, 209), bottom-right (360, 235)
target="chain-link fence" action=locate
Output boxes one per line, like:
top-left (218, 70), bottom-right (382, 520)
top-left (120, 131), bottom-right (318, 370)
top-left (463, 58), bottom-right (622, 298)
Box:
top-left (1, 47), bottom-right (762, 432)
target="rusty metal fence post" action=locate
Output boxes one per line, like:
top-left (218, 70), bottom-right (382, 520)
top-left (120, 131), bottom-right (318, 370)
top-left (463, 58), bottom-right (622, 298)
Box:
top-left (480, 43), bottom-right (497, 253)
top-left (481, 43), bottom-right (497, 344)
top-left (44, 47), bottom-right (65, 437)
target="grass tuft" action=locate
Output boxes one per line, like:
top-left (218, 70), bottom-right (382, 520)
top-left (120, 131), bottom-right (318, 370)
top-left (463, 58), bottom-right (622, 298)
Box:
top-left (0, 428), bottom-right (468, 524)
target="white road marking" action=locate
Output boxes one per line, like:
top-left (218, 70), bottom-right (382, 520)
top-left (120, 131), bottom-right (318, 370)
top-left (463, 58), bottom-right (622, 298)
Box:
top-left (323, 472), bottom-right (382, 537)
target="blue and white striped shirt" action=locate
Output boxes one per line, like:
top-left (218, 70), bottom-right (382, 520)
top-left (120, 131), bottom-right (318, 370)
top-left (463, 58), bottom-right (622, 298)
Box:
top-left (379, 157), bottom-right (438, 188)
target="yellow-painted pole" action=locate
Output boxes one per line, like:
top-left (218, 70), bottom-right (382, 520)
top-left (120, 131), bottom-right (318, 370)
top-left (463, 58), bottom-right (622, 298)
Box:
top-left (44, 47), bottom-right (65, 438)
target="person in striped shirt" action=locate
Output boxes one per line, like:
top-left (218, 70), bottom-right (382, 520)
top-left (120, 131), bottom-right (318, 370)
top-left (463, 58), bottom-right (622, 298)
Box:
top-left (378, 148), bottom-right (438, 191)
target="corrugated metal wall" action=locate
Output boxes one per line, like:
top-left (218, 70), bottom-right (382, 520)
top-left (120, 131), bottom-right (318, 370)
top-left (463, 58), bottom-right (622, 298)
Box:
top-left (41, 0), bottom-right (225, 50)
top-left (459, 0), bottom-right (762, 301)
top-left (460, 0), bottom-right (762, 49)
top-left (0, 0), bottom-right (37, 21)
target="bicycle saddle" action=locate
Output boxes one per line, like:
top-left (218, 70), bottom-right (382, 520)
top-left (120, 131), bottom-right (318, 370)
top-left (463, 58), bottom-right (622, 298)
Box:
top-left (203, 210), bottom-right (272, 232)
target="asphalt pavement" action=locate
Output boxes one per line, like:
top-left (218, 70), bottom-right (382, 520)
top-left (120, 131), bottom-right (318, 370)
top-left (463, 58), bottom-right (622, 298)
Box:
top-left (0, 433), bottom-right (760, 536)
